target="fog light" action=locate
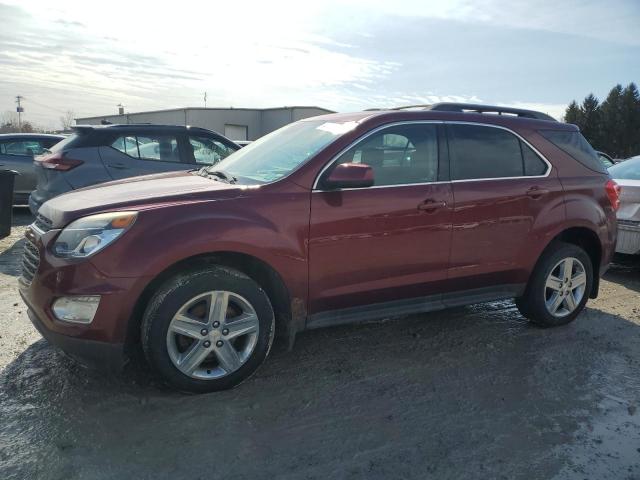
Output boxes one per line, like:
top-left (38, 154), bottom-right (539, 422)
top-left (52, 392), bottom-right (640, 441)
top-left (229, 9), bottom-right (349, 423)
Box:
top-left (52, 296), bottom-right (100, 324)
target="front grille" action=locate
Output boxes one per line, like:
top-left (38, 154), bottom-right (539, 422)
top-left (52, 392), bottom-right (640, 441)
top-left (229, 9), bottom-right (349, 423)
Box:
top-left (33, 214), bottom-right (53, 233)
top-left (21, 238), bottom-right (41, 285)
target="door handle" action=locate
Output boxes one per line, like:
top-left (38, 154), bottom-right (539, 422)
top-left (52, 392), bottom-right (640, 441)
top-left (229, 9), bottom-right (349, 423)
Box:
top-left (526, 186), bottom-right (549, 199)
top-left (418, 199), bottom-right (447, 212)
top-left (108, 163), bottom-right (127, 170)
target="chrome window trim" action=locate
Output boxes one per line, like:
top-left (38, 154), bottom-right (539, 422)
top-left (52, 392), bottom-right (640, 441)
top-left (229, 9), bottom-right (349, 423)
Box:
top-left (312, 120), bottom-right (552, 192)
top-left (446, 121), bottom-right (552, 182)
top-left (312, 120), bottom-right (444, 191)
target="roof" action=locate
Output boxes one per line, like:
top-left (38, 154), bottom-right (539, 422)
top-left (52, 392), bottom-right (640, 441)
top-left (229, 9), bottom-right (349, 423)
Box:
top-left (72, 124), bottom-right (217, 133)
top-left (0, 133), bottom-right (65, 139)
top-left (306, 103), bottom-right (571, 130)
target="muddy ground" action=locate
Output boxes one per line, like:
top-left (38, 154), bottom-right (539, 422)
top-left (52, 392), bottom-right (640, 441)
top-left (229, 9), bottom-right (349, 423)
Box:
top-left (1, 208), bottom-right (639, 480)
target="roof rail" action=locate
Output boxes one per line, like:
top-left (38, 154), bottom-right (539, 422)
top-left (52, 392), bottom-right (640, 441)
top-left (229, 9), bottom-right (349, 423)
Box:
top-left (426, 103), bottom-right (557, 121)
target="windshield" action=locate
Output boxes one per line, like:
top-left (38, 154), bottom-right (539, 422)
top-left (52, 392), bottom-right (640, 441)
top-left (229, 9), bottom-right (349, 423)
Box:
top-left (609, 158), bottom-right (640, 180)
top-left (213, 120), bottom-right (357, 184)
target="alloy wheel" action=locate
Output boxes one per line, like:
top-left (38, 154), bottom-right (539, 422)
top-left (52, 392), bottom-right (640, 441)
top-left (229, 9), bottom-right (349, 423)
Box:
top-left (544, 257), bottom-right (587, 318)
top-left (166, 291), bottom-right (259, 379)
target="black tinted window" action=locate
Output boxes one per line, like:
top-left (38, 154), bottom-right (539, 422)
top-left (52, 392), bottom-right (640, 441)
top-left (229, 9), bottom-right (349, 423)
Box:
top-left (522, 142), bottom-right (548, 176)
top-left (448, 124), bottom-right (523, 180)
top-left (334, 123), bottom-right (439, 186)
top-left (539, 130), bottom-right (606, 174)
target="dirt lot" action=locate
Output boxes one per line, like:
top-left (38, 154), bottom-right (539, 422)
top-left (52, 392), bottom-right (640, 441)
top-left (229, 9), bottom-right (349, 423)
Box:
top-left (1, 209), bottom-right (639, 480)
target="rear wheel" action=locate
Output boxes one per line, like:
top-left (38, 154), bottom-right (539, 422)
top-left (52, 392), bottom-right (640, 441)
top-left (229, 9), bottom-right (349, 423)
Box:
top-left (516, 242), bottom-right (593, 327)
top-left (142, 266), bottom-right (275, 393)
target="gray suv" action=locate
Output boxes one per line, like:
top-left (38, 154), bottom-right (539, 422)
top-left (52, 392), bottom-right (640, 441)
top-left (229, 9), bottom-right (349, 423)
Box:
top-left (29, 124), bottom-right (239, 214)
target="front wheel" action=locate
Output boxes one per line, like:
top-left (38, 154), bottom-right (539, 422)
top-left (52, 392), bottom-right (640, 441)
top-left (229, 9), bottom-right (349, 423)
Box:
top-left (141, 266), bottom-right (275, 393)
top-left (516, 242), bottom-right (593, 327)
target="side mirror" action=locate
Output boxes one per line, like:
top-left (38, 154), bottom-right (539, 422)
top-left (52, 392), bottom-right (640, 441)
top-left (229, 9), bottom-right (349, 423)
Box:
top-left (323, 163), bottom-right (374, 189)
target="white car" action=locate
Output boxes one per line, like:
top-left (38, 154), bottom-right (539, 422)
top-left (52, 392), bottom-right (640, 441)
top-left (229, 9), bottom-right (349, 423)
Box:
top-left (609, 157), bottom-right (640, 254)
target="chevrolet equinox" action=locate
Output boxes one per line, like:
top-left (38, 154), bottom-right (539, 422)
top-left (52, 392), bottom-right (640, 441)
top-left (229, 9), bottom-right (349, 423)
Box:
top-left (19, 103), bottom-right (620, 393)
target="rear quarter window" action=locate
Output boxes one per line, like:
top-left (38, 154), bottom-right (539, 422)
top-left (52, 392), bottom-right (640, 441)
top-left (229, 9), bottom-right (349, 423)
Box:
top-left (539, 130), bottom-right (607, 174)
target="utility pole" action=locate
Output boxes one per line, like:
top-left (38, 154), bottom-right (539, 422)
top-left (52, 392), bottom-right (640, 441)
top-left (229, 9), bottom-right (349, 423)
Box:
top-left (15, 95), bottom-right (24, 132)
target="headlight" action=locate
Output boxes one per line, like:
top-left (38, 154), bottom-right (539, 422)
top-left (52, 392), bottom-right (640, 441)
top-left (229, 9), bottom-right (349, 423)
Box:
top-left (53, 211), bottom-right (137, 258)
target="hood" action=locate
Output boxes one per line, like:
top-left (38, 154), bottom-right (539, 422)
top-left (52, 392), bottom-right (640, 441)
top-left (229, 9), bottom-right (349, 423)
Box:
top-left (40, 170), bottom-right (246, 227)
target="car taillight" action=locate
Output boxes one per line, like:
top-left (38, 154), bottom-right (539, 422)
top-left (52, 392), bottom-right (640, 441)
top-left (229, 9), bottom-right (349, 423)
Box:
top-left (605, 179), bottom-right (621, 211)
top-left (36, 152), bottom-right (83, 171)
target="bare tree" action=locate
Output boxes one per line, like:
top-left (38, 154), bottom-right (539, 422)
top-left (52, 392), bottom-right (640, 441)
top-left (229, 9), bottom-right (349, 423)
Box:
top-left (0, 110), bottom-right (20, 133)
top-left (60, 110), bottom-right (76, 130)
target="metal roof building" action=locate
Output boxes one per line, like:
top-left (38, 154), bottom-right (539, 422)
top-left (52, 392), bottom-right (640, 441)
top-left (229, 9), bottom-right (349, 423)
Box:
top-left (75, 106), bottom-right (334, 141)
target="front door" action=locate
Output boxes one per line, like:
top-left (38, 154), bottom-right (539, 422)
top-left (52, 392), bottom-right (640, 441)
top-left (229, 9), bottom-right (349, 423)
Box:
top-left (308, 122), bottom-right (453, 320)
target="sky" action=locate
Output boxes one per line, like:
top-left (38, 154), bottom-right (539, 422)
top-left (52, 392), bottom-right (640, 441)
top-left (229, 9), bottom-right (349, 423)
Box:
top-left (0, 0), bottom-right (638, 129)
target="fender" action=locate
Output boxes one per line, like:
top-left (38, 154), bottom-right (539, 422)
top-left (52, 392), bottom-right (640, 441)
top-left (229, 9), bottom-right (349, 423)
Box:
top-left (89, 189), bottom-right (312, 313)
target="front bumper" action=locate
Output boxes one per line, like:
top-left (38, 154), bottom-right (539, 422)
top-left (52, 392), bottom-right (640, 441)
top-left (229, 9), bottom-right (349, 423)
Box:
top-left (18, 225), bottom-right (153, 371)
top-left (24, 303), bottom-right (126, 371)
top-left (615, 221), bottom-right (640, 255)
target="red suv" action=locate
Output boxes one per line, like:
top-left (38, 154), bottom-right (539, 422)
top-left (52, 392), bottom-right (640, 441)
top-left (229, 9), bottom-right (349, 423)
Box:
top-left (19, 103), bottom-right (619, 393)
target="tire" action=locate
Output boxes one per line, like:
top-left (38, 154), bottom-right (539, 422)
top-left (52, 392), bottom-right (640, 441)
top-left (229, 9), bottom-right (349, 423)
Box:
top-left (516, 242), bottom-right (593, 327)
top-left (141, 265), bottom-right (275, 393)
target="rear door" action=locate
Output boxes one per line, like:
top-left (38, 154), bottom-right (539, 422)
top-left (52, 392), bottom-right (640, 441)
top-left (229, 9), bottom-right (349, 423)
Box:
top-left (100, 130), bottom-right (192, 179)
top-left (445, 122), bottom-right (563, 292)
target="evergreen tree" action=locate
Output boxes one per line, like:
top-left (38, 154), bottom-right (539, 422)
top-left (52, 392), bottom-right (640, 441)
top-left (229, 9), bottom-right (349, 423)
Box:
top-left (619, 83), bottom-right (640, 157)
top-left (564, 101), bottom-right (582, 125)
top-left (600, 84), bottom-right (624, 157)
top-left (580, 94), bottom-right (603, 150)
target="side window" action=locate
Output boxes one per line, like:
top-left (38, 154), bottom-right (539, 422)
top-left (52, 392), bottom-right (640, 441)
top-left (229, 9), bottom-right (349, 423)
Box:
top-left (111, 136), bottom-right (139, 157)
top-left (189, 136), bottom-right (236, 165)
top-left (521, 142), bottom-right (548, 176)
top-left (110, 135), bottom-right (180, 162)
top-left (333, 124), bottom-right (439, 187)
top-left (448, 124), bottom-right (523, 180)
top-left (539, 130), bottom-right (606, 174)
top-left (0, 140), bottom-right (45, 156)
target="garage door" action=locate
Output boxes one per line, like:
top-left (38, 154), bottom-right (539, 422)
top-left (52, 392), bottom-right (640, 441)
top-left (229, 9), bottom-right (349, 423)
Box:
top-left (224, 124), bottom-right (248, 141)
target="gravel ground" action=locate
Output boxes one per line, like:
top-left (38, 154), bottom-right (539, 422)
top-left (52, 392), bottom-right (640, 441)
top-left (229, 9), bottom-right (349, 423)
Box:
top-left (1, 209), bottom-right (639, 480)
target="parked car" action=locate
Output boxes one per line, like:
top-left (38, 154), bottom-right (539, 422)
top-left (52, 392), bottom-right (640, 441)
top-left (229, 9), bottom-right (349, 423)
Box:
top-left (0, 133), bottom-right (65, 205)
top-left (28, 124), bottom-right (239, 214)
top-left (19, 103), bottom-right (619, 393)
top-left (608, 157), bottom-right (640, 254)
top-left (597, 151), bottom-right (615, 168)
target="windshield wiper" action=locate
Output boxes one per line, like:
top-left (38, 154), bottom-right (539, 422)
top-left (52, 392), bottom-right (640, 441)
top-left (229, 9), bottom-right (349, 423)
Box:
top-left (192, 166), bottom-right (237, 183)
top-left (203, 168), bottom-right (237, 184)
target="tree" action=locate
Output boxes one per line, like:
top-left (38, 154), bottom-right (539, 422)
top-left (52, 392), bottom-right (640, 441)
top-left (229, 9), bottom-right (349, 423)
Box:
top-left (580, 94), bottom-right (603, 151)
top-left (619, 83), bottom-right (640, 158)
top-left (564, 101), bottom-right (581, 124)
top-left (600, 84), bottom-right (624, 157)
top-left (60, 110), bottom-right (76, 130)
top-left (565, 83), bottom-right (640, 158)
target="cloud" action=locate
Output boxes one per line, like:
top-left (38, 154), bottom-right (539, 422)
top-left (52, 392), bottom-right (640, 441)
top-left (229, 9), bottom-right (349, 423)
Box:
top-left (0, 0), bottom-right (637, 129)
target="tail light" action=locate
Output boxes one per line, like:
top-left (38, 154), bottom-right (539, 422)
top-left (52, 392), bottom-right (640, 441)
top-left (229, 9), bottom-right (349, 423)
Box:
top-left (35, 152), bottom-right (83, 171)
top-left (605, 179), bottom-right (621, 211)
